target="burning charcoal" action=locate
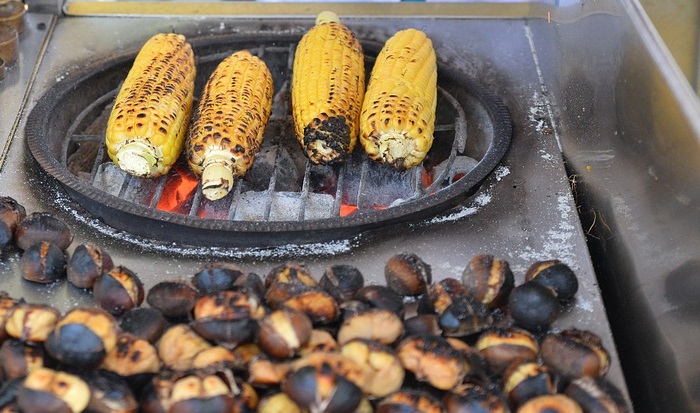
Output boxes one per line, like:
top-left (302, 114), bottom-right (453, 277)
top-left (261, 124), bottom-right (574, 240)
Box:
top-left (269, 192), bottom-right (304, 221)
top-left (0, 196), bottom-right (26, 249)
top-left (93, 162), bottom-right (129, 196)
top-left (16, 367), bottom-right (91, 413)
top-left (146, 280), bottom-right (198, 319)
top-left (385, 252), bottom-right (432, 296)
top-left (93, 266), bottom-right (145, 317)
top-left (303, 193), bottom-right (335, 220)
top-left (14, 212), bottom-right (73, 251)
top-left (233, 191), bottom-right (271, 221)
top-left (44, 307), bottom-right (119, 369)
top-left (246, 145), bottom-right (301, 192)
top-left (121, 173), bottom-right (162, 206)
top-left (462, 254), bottom-right (515, 309)
top-left (66, 243), bottom-right (113, 289)
top-left (118, 307), bottom-right (167, 344)
top-left (191, 262), bottom-right (245, 294)
top-left (19, 241), bottom-right (67, 284)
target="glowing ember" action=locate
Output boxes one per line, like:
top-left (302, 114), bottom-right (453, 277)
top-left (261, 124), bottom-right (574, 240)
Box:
top-left (156, 164), bottom-right (199, 214)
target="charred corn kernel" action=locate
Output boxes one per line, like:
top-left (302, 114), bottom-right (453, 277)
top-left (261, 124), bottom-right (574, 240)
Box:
top-left (360, 28), bottom-right (437, 171)
top-left (292, 11), bottom-right (365, 165)
top-left (186, 50), bottom-right (273, 200)
top-left (105, 33), bottom-right (196, 178)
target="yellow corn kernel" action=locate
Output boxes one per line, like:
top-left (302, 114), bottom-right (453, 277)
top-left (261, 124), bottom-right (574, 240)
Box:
top-left (186, 50), bottom-right (273, 201)
top-left (105, 33), bottom-right (196, 178)
top-left (360, 29), bottom-right (437, 171)
top-left (292, 11), bottom-right (365, 165)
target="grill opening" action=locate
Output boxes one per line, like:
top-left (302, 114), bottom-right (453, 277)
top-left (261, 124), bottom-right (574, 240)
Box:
top-left (27, 32), bottom-right (511, 249)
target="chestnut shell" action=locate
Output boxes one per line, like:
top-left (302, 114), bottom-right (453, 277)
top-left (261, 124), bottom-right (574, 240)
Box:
top-left (508, 282), bottom-right (560, 331)
top-left (15, 212), bottom-right (73, 251)
top-left (19, 241), bottom-right (67, 284)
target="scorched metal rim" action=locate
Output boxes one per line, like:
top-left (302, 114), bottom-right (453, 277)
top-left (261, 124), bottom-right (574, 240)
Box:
top-left (26, 32), bottom-right (512, 249)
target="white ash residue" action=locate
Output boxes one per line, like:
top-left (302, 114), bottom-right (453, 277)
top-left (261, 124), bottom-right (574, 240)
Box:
top-left (494, 165), bottom-right (511, 181)
top-left (517, 194), bottom-right (577, 266)
top-left (528, 91), bottom-right (553, 135)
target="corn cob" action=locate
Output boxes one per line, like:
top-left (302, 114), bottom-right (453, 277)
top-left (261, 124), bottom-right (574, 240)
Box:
top-left (186, 50), bottom-right (274, 201)
top-left (292, 11), bottom-right (365, 165)
top-left (105, 33), bottom-right (196, 178)
top-left (360, 29), bottom-right (437, 171)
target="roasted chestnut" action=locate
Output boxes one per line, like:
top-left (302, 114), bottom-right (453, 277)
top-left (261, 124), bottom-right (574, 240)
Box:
top-left (102, 333), bottom-right (160, 378)
top-left (462, 254), bottom-right (514, 309)
top-left (0, 196), bottom-right (26, 250)
top-left (291, 352), bottom-right (368, 392)
top-left (16, 367), bottom-right (91, 413)
top-left (283, 364), bottom-right (362, 413)
top-left (93, 266), bottom-right (144, 316)
top-left (191, 262), bottom-right (245, 294)
top-left (438, 295), bottom-right (493, 337)
top-left (516, 394), bottom-right (583, 413)
top-left (319, 264), bottom-right (364, 302)
top-left (0, 339), bottom-right (45, 380)
top-left (0, 377), bottom-right (21, 412)
top-left (0, 293), bottom-right (19, 342)
top-left (265, 262), bottom-right (317, 288)
top-left (540, 329), bottom-right (610, 381)
top-left (524, 260), bottom-right (579, 301)
top-left (340, 338), bottom-right (405, 397)
top-left (508, 281), bottom-right (559, 331)
top-left (14, 212), bottom-right (73, 251)
top-left (231, 380), bottom-right (258, 413)
top-left (503, 361), bottom-right (556, 407)
top-left (476, 327), bottom-right (539, 375)
top-left (118, 307), bottom-right (168, 344)
top-left (337, 308), bottom-right (404, 346)
top-left (257, 392), bottom-right (302, 413)
top-left (66, 243), bottom-right (113, 289)
top-left (192, 290), bottom-right (265, 347)
top-left (384, 252), bottom-right (432, 296)
top-left (146, 280), bottom-right (198, 319)
top-left (443, 382), bottom-right (509, 413)
top-left (565, 376), bottom-right (629, 413)
top-left (298, 329), bottom-right (339, 356)
top-left (158, 371), bottom-right (234, 413)
top-left (257, 308), bottom-right (313, 359)
top-left (83, 370), bottom-right (138, 413)
top-left (4, 303), bottom-right (59, 343)
top-left (425, 277), bottom-right (469, 315)
top-left (396, 335), bottom-right (466, 390)
top-left (354, 285), bottom-right (404, 316)
top-left (232, 272), bottom-right (266, 301)
top-left (404, 314), bottom-right (443, 337)
top-left (376, 389), bottom-right (443, 413)
top-left (265, 283), bottom-right (339, 325)
top-left (19, 241), bottom-right (67, 284)
top-left (157, 324), bottom-right (212, 371)
top-left (191, 346), bottom-right (238, 370)
top-left (247, 357), bottom-right (292, 387)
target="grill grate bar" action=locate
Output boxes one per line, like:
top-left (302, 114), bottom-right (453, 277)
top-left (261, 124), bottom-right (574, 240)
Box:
top-left (149, 175), bottom-right (168, 209)
top-left (227, 180), bottom-right (243, 220)
top-left (297, 161), bottom-right (312, 221)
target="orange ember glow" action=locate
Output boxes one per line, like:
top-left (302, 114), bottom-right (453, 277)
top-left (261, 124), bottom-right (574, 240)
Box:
top-left (156, 164), bottom-right (199, 213)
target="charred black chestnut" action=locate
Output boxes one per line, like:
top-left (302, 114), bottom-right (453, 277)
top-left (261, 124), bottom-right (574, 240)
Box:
top-left (232, 272), bottom-right (266, 301)
top-left (283, 363), bottom-right (362, 413)
top-left (0, 339), bottom-right (45, 380)
top-left (0, 196), bottom-right (25, 250)
top-left (396, 335), bottom-right (466, 390)
top-left (83, 370), bottom-right (138, 413)
top-left (340, 338), bottom-right (404, 398)
top-left (265, 262), bottom-right (317, 288)
top-left (66, 243), bottom-right (113, 289)
top-left (438, 295), bottom-right (493, 337)
top-left (503, 361), bottom-right (556, 407)
top-left (44, 307), bottom-right (119, 369)
top-left (118, 307), bottom-right (168, 344)
top-left (157, 324), bottom-right (212, 371)
top-left (384, 252), bottom-right (432, 296)
top-left (462, 254), bottom-right (515, 309)
top-left (192, 290), bottom-right (265, 347)
top-left (19, 241), bottom-right (67, 284)
top-left (476, 327), bottom-right (539, 375)
top-left (354, 285), bottom-right (404, 316)
top-left (4, 303), bottom-right (59, 343)
top-left (146, 280), bottom-right (198, 319)
top-left (540, 329), bottom-right (610, 380)
top-left (319, 264), bottom-right (364, 302)
top-left (337, 308), bottom-right (404, 346)
top-left (14, 212), bottom-right (73, 251)
top-left (265, 283), bottom-right (339, 325)
top-left (516, 394), bottom-right (583, 413)
top-left (565, 376), bottom-right (629, 413)
top-left (508, 281), bottom-right (560, 331)
top-left (258, 308), bottom-right (313, 359)
top-left (16, 367), bottom-right (91, 413)
top-left (524, 260), bottom-right (579, 301)
top-left (443, 382), bottom-right (509, 413)
top-left (191, 262), bottom-right (245, 294)
top-left (377, 389), bottom-right (443, 413)
top-left (93, 266), bottom-right (144, 316)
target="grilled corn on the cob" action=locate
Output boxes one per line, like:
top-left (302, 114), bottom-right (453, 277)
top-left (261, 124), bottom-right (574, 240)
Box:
top-left (360, 29), bottom-right (437, 171)
top-left (105, 33), bottom-right (196, 178)
top-left (292, 11), bottom-right (365, 165)
top-left (186, 50), bottom-right (274, 201)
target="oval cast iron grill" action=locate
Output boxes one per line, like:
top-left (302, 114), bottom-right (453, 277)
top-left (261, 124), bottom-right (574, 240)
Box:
top-left (26, 33), bottom-right (512, 249)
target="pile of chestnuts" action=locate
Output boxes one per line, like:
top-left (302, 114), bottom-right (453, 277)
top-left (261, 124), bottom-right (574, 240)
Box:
top-left (0, 195), bottom-right (630, 413)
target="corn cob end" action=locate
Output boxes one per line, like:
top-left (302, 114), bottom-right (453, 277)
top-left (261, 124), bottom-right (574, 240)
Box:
top-left (303, 115), bottom-right (353, 165)
top-left (201, 161), bottom-right (234, 201)
top-left (366, 130), bottom-right (432, 172)
top-left (316, 11), bottom-right (340, 25)
top-left (115, 140), bottom-right (162, 178)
